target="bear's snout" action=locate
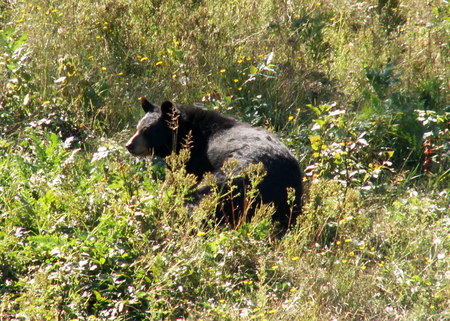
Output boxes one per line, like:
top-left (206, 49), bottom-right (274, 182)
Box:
top-left (125, 133), bottom-right (149, 156)
top-left (125, 141), bottom-right (134, 153)
top-left (125, 135), bottom-right (136, 153)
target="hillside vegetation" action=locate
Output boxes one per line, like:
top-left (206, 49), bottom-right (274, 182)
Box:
top-left (1, 0), bottom-right (449, 320)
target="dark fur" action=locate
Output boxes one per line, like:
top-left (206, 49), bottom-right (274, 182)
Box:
top-left (126, 98), bottom-right (303, 230)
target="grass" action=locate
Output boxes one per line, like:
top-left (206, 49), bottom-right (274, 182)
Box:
top-left (1, 0), bottom-right (449, 320)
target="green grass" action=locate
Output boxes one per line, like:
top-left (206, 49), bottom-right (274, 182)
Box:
top-left (1, 0), bottom-right (449, 320)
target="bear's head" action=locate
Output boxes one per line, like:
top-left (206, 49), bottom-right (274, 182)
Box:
top-left (125, 98), bottom-right (178, 157)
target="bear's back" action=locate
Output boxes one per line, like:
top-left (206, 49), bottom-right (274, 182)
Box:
top-left (207, 123), bottom-right (296, 169)
top-left (180, 104), bottom-right (301, 184)
top-left (206, 121), bottom-right (302, 228)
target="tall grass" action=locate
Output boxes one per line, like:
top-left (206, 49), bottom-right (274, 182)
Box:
top-left (1, 0), bottom-right (449, 320)
top-left (3, 0), bottom-right (448, 132)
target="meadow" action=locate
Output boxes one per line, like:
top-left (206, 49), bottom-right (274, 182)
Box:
top-left (0, 0), bottom-right (449, 320)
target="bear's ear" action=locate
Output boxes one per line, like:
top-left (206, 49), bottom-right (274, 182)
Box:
top-left (140, 97), bottom-right (157, 113)
top-left (160, 101), bottom-right (178, 121)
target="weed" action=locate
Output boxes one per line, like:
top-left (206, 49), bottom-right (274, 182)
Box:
top-left (1, 0), bottom-right (449, 320)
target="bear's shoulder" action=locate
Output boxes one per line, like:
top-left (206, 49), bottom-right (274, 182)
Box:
top-left (178, 104), bottom-right (239, 134)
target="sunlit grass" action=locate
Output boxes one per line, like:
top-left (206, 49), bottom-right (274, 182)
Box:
top-left (0, 0), bottom-right (448, 320)
top-left (0, 132), bottom-right (448, 319)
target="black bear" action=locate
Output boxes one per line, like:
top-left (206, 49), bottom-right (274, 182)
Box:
top-left (126, 98), bottom-right (303, 231)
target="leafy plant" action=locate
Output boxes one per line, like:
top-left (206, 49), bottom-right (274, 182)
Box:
top-left (0, 27), bottom-right (33, 135)
top-left (415, 109), bottom-right (450, 183)
top-left (1, 1), bottom-right (449, 320)
top-left (304, 103), bottom-right (394, 190)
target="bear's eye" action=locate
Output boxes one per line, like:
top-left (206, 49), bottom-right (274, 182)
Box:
top-left (141, 126), bottom-right (152, 133)
top-left (137, 125), bottom-right (149, 132)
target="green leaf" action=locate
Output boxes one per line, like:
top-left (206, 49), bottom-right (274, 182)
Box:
top-left (309, 135), bottom-right (322, 151)
top-left (93, 290), bottom-right (106, 302)
top-left (249, 65), bottom-right (258, 75)
top-left (11, 32), bottom-right (28, 52)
